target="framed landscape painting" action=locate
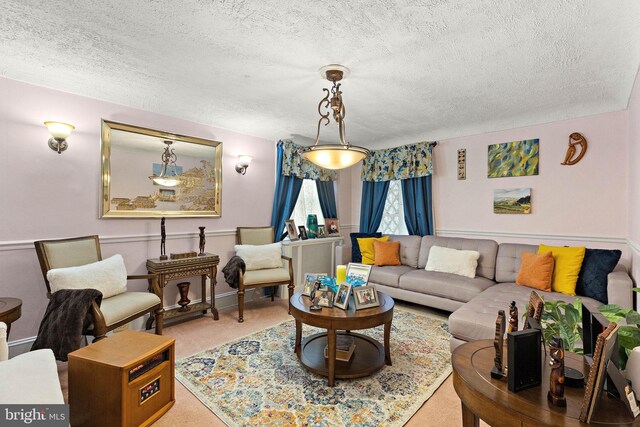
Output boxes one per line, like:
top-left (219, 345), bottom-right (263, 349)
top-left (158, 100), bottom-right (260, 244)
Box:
top-left (494, 188), bottom-right (531, 214)
top-left (488, 139), bottom-right (539, 178)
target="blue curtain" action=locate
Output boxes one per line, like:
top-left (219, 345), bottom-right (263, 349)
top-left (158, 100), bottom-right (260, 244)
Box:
top-left (315, 180), bottom-right (337, 219)
top-left (270, 144), bottom-right (303, 241)
top-left (401, 176), bottom-right (434, 236)
top-left (359, 181), bottom-right (390, 233)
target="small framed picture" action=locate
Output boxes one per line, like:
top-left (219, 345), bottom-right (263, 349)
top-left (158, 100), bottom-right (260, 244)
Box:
top-left (298, 225), bottom-right (308, 240)
top-left (346, 263), bottom-right (372, 287)
top-left (353, 285), bottom-right (380, 310)
top-left (302, 273), bottom-right (318, 296)
top-left (333, 282), bottom-right (352, 310)
top-left (317, 225), bottom-right (327, 238)
top-left (317, 289), bottom-right (334, 308)
top-left (285, 219), bottom-right (298, 241)
top-left (325, 218), bottom-right (340, 236)
top-left (284, 219), bottom-right (298, 241)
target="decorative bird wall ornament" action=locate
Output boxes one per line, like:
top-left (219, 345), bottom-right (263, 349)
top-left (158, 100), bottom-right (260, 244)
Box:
top-left (561, 132), bottom-right (587, 165)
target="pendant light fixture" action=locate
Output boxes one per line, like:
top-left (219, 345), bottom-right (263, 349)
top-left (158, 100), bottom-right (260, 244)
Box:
top-left (149, 141), bottom-right (180, 187)
top-left (302, 65), bottom-right (369, 169)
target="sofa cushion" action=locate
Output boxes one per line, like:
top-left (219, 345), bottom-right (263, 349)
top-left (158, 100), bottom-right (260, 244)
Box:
top-left (389, 235), bottom-right (422, 268)
top-left (399, 269), bottom-right (495, 303)
top-left (448, 282), bottom-right (602, 344)
top-left (576, 248), bottom-right (622, 304)
top-left (374, 240), bottom-right (401, 266)
top-left (235, 242), bottom-right (282, 271)
top-left (350, 232), bottom-right (382, 263)
top-left (418, 236), bottom-right (498, 280)
top-left (0, 349), bottom-right (64, 404)
top-left (358, 235), bottom-right (390, 264)
top-left (369, 265), bottom-right (416, 288)
top-left (538, 244), bottom-right (585, 295)
top-left (516, 251), bottom-right (554, 291)
top-left (495, 243), bottom-right (538, 283)
top-left (47, 254), bottom-right (127, 298)
top-left (426, 246), bottom-right (480, 278)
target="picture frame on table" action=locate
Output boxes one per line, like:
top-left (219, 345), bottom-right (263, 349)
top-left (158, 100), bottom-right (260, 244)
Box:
top-left (302, 273), bottom-right (318, 296)
top-left (353, 285), bottom-right (380, 310)
top-left (325, 218), bottom-right (340, 236)
top-left (346, 263), bottom-right (372, 286)
top-left (285, 219), bottom-right (298, 241)
top-left (317, 289), bottom-right (334, 308)
top-left (298, 226), bottom-right (308, 240)
top-left (317, 225), bottom-right (327, 238)
top-left (334, 283), bottom-right (352, 310)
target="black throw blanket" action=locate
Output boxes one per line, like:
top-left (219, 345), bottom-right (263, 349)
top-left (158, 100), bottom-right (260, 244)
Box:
top-left (31, 288), bottom-right (103, 361)
top-left (222, 256), bottom-right (246, 289)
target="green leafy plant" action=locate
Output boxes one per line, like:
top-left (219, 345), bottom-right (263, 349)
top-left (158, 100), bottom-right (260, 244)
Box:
top-left (540, 298), bottom-right (584, 354)
top-left (598, 290), bottom-right (640, 369)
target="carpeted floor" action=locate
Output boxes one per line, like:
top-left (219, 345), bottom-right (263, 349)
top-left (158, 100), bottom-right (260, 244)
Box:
top-left (175, 309), bottom-right (452, 426)
top-left (56, 298), bottom-right (489, 426)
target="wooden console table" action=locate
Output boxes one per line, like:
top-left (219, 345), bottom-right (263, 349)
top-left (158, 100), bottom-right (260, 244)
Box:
top-left (452, 339), bottom-right (640, 426)
top-left (146, 253), bottom-right (219, 328)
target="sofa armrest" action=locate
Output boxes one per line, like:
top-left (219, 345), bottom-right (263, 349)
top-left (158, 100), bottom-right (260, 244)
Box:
top-left (336, 244), bottom-right (353, 265)
top-left (608, 264), bottom-right (634, 308)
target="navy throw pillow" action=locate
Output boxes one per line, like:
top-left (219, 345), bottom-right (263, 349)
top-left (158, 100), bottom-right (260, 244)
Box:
top-left (575, 248), bottom-right (621, 304)
top-left (350, 232), bottom-right (382, 263)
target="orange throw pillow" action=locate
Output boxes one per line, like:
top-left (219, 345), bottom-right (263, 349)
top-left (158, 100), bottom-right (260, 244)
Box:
top-left (374, 240), bottom-right (401, 266)
top-left (516, 252), bottom-right (554, 292)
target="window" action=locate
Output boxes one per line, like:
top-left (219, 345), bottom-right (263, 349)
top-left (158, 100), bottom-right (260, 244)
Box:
top-left (290, 180), bottom-right (325, 229)
top-left (378, 180), bottom-right (408, 235)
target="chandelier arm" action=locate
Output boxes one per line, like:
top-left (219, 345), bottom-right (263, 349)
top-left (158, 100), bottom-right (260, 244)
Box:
top-left (314, 116), bottom-right (330, 145)
top-left (314, 88), bottom-right (331, 146)
top-left (338, 116), bottom-right (347, 146)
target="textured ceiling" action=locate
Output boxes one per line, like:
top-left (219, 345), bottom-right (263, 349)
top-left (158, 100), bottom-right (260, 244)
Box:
top-left (1, 1), bottom-right (639, 148)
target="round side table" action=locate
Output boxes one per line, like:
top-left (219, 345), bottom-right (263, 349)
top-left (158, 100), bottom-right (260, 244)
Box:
top-left (0, 297), bottom-right (23, 339)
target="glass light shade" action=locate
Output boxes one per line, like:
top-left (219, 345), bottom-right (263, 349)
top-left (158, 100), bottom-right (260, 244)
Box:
top-left (302, 144), bottom-right (369, 170)
top-left (237, 155), bottom-right (252, 166)
top-left (44, 121), bottom-right (75, 140)
top-left (151, 176), bottom-right (179, 187)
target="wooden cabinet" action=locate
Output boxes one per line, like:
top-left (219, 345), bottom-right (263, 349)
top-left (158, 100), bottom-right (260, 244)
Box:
top-left (281, 237), bottom-right (343, 294)
top-left (68, 331), bottom-right (175, 427)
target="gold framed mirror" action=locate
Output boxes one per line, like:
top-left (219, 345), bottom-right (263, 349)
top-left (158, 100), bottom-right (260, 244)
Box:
top-left (100, 120), bottom-right (222, 218)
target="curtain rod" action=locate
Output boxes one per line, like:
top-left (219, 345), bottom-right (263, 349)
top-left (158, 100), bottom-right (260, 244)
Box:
top-left (428, 141), bottom-right (438, 148)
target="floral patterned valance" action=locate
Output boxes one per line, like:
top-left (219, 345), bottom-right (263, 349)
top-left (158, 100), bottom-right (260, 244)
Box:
top-left (279, 140), bottom-right (338, 181)
top-left (361, 142), bottom-right (434, 182)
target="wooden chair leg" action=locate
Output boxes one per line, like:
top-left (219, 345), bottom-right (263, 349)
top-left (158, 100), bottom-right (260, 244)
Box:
top-left (238, 289), bottom-right (245, 323)
top-left (288, 283), bottom-right (294, 314)
top-left (271, 286), bottom-right (275, 301)
top-left (154, 307), bottom-right (164, 335)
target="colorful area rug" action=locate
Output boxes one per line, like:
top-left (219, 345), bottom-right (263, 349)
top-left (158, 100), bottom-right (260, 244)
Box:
top-left (175, 309), bottom-right (452, 426)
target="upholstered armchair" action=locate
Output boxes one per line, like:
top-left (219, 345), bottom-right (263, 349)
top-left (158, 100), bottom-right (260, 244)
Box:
top-left (235, 226), bottom-right (294, 322)
top-left (34, 235), bottom-right (163, 341)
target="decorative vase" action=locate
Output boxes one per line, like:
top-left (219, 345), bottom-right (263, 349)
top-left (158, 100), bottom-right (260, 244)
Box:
top-left (625, 347), bottom-right (640, 396)
top-left (306, 214), bottom-right (318, 239)
top-left (177, 282), bottom-right (191, 312)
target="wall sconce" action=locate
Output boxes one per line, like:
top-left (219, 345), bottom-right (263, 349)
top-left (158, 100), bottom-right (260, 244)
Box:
top-left (235, 155), bottom-right (252, 175)
top-left (44, 121), bottom-right (75, 154)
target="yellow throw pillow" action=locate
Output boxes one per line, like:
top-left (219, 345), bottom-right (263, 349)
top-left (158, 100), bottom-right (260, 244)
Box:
top-left (357, 235), bottom-right (390, 265)
top-left (537, 244), bottom-right (585, 295)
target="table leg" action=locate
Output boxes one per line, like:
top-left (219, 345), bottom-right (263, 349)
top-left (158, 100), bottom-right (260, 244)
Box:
top-left (146, 275), bottom-right (165, 330)
top-left (461, 402), bottom-right (479, 427)
top-left (328, 329), bottom-right (336, 387)
top-left (294, 320), bottom-right (302, 357)
top-left (209, 267), bottom-right (219, 320)
top-left (384, 320), bottom-right (392, 366)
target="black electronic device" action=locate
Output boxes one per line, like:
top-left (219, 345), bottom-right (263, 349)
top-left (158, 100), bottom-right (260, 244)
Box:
top-left (507, 328), bottom-right (542, 392)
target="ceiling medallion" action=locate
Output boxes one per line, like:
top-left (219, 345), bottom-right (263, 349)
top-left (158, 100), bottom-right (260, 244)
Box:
top-left (302, 64), bottom-right (370, 170)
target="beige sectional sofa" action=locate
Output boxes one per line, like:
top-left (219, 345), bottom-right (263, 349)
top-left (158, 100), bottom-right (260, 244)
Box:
top-left (336, 235), bottom-right (633, 351)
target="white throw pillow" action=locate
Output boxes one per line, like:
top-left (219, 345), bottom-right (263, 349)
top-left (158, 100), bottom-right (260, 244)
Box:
top-left (235, 242), bottom-right (282, 271)
top-left (47, 254), bottom-right (128, 298)
top-left (425, 246), bottom-right (480, 278)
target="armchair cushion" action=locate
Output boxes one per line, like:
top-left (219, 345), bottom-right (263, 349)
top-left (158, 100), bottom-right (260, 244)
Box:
top-left (0, 349), bottom-right (64, 404)
top-left (100, 292), bottom-right (161, 326)
top-left (235, 243), bottom-right (283, 271)
top-left (47, 254), bottom-right (127, 298)
top-left (242, 268), bottom-right (291, 286)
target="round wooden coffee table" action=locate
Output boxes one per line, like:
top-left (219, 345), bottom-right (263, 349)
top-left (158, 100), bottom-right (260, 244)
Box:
top-left (453, 339), bottom-right (640, 426)
top-left (0, 297), bottom-right (22, 339)
top-left (289, 291), bottom-right (394, 386)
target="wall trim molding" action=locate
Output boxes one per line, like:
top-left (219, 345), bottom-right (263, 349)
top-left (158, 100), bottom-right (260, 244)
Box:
top-left (0, 229), bottom-right (238, 252)
top-left (627, 239), bottom-right (640, 256)
top-left (436, 228), bottom-right (627, 244)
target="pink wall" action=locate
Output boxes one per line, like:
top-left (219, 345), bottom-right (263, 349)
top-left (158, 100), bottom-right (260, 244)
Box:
top-left (0, 77), bottom-right (277, 341)
top-left (628, 67), bottom-right (640, 281)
